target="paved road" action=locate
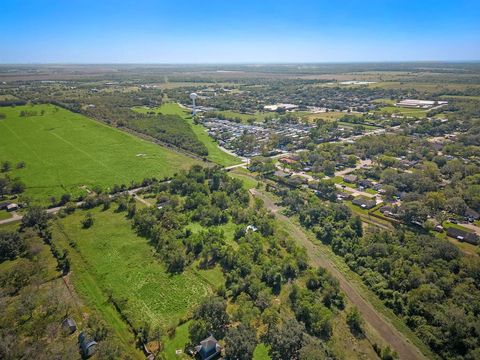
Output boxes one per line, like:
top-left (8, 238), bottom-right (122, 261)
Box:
top-left (0, 187), bottom-right (150, 226)
top-left (462, 223), bottom-right (480, 236)
top-left (249, 188), bottom-right (425, 360)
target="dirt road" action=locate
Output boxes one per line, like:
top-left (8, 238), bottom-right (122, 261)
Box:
top-left (250, 188), bottom-right (426, 360)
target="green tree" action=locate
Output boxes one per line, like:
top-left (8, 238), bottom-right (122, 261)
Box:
top-left (82, 212), bottom-right (94, 228)
top-left (267, 318), bottom-right (305, 360)
top-left (1, 161), bottom-right (11, 173)
top-left (346, 307), bottom-right (364, 335)
top-left (224, 325), bottom-right (257, 360)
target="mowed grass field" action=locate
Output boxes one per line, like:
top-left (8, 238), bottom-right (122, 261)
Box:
top-left (375, 106), bottom-right (428, 117)
top-left (51, 207), bottom-right (221, 331)
top-left (216, 109), bottom-right (271, 123)
top-left (0, 104), bottom-right (200, 202)
top-left (133, 103), bottom-right (241, 167)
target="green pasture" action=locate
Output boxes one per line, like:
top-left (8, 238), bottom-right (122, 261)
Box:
top-left (51, 206), bottom-right (219, 331)
top-left (0, 104), bottom-right (200, 203)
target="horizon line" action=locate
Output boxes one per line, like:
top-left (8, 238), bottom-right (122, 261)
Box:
top-left (1, 60), bottom-right (480, 66)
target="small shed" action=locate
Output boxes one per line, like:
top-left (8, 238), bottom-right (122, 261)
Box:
top-left (6, 203), bottom-right (18, 212)
top-left (61, 318), bottom-right (77, 334)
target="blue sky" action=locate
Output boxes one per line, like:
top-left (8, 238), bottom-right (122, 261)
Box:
top-left (1, 0), bottom-right (479, 63)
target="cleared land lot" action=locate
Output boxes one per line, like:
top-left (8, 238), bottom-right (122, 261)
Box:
top-left (51, 207), bottom-right (221, 331)
top-left (133, 103), bottom-right (241, 167)
top-left (0, 104), bottom-right (200, 202)
top-left (300, 111), bottom-right (345, 122)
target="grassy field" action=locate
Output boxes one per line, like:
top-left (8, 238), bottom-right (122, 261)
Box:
top-left (0, 210), bottom-right (12, 220)
top-left (439, 95), bottom-right (480, 101)
top-left (133, 104), bottom-right (241, 167)
top-left (301, 111), bottom-right (345, 122)
top-left (376, 106), bottom-right (428, 117)
top-left (51, 207), bottom-right (219, 332)
top-left (163, 321), bottom-right (192, 359)
top-left (216, 110), bottom-right (271, 123)
top-left (371, 98), bottom-right (396, 105)
top-left (337, 121), bottom-right (379, 130)
top-left (0, 104), bottom-right (201, 203)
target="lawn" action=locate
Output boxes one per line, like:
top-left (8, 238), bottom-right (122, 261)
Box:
top-left (0, 210), bottom-right (12, 220)
top-left (163, 321), bottom-right (192, 360)
top-left (0, 104), bottom-right (201, 203)
top-left (51, 207), bottom-right (219, 331)
top-left (133, 104), bottom-right (241, 167)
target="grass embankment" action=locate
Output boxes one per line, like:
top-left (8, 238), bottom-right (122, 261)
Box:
top-left (51, 207), bottom-right (221, 334)
top-left (133, 104), bottom-right (241, 167)
top-left (0, 104), bottom-right (200, 203)
top-left (228, 167), bottom-right (259, 190)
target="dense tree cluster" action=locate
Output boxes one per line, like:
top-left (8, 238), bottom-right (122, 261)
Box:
top-left (128, 166), bottom-right (348, 359)
top-left (280, 189), bottom-right (480, 359)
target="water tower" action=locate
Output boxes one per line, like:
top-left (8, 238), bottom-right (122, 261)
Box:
top-left (189, 92), bottom-right (198, 115)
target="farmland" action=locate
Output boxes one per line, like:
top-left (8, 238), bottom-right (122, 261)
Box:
top-left (0, 104), bottom-right (201, 203)
top-left (51, 206), bottom-right (220, 331)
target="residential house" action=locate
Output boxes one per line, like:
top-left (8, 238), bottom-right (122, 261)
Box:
top-left (6, 203), bottom-right (18, 212)
top-left (194, 335), bottom-right (222, 360)
top-left (446, 227), bottom-right (479, 245)
top-left (465, 208), bottom-right (480, 222)
top-left (343, 175), bottom-right (358, 184)
top-left (352, 197), bottom-right (376, 209)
